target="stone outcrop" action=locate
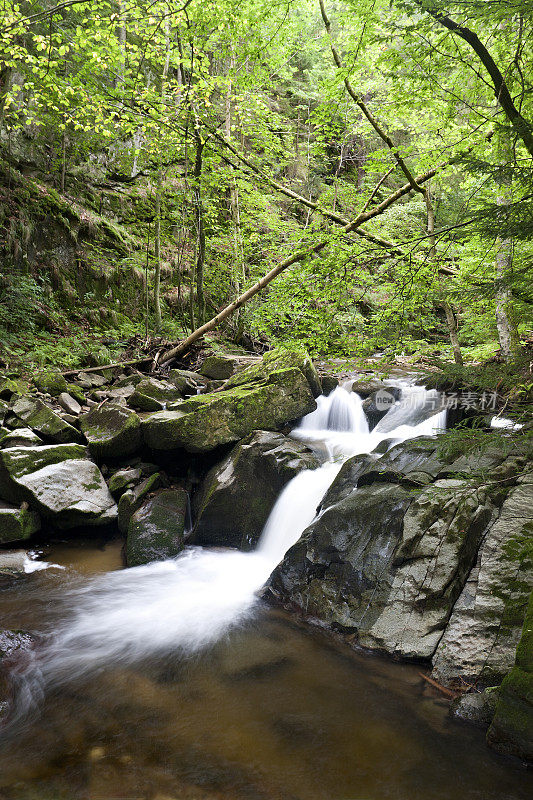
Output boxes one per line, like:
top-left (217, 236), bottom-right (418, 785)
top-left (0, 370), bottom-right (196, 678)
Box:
top-left (191, 431), bottom-right (320, 550)
top-left (488, 590), bottom-right (533, 762)
top-left (126, 488), bottom-right (188, 566)
top-left (118, 472), bottom-right (162, 533)
top-left (270, 438), bottom-right (530, 665)
top-left (80, 403), bottom-right (141, 459)
top-left (0, 444), bottom-right (116, 528)
top-left (142, 365), bottom-right (316, 453)
top-left (432, 478), bottom-right (533, 687)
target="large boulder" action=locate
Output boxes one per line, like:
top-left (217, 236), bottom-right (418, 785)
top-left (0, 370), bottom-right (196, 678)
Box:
top-left (0, 501), bottom-right (40, 543)
top-left (126, 488), bottom-right (188, 566)
top-left (142, 367), bottom-right (316, 453)
top-left (270, 434), bottom-right (496, 660)
top-left (432, 478), bottom-right (533, 687)
top-left (487, 590), bottom-right (533, 762)
top-left (224, 346), bottom-right (322, 398)
top-left (11, 396), bottom-right (82, 444)
top-left (34, 370), bottom-right (67, 396)
top-left (199, 354), bottom-right (243, 380)
top-left (0, 444), bottom-right (117, 529)
top-left (191, 431), bottom-right (320, 550)
top-left (80, 403), bottom-right (141, 459)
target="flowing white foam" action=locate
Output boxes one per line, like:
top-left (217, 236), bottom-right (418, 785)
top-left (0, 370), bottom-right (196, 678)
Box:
top-left (4, 380), bottom-right (447, 724)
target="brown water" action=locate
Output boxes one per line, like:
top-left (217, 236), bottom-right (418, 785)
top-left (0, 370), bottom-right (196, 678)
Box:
top-left (0, 539), bottom-right (531, 800)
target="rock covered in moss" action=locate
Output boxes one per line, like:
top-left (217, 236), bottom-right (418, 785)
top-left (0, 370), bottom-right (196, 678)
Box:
top-left (167, 369), bottom-right (208, 394)
top-left (118, 472), bottom-right (162, 533)
top-left (0, 444), bottom-right (116, 528)
top-left (487, 590), bottom-right (533, 762)
top-left (0, 501), bottom-right (40, 543)
top-left (142, 366), bottom-right (316, 453)
top-left (199, 354), bottom-right (242, 380)
top-left (224, 346), bottom-right (322, 397)
top-left (128, 377), bottom-right (184, 412)
top-left (80, 403), bottom-right (141, 458)
top-left (0, 427), bottom-right (43, 448)
top-left (12, 396), bottom-right (82, 444)
top-left (0, 379), bottom-right (21, 400)
top-left (34, 371), bottom-right (68, 396)
top-left (126, 488), bottom-right (188, 566)
top-left (107, 466), bottom-right (142, 498)
top-left (191, 431), bottom-right (320, 550)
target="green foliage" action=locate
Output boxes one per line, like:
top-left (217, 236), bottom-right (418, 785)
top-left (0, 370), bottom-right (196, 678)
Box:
top-left (0, 273), bottom-right (45, 334)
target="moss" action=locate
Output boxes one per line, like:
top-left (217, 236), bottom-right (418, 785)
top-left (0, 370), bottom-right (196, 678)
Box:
top-left (79, 404), bottom-right (141, 459)
top-left (12, 396), bottom-right (82, 444)
top-left (488, 590), bottom-right (533, 761)
top-left (34, 370), bottom-right (68, 396)
top-left (67, 383), bottom-right (86, 405)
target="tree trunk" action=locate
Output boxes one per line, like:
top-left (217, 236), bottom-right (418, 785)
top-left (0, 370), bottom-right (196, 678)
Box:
top-left (494, 126), bottom-right (521, 361)
top-left (154, 183), bottom-right (162, 332)
top-left (424, 185), bottom-right (463, 365)
top-left (194, 134), bottom-right (205, 327)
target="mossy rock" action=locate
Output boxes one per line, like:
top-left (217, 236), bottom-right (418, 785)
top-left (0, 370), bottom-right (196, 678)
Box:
top-left (11, 396), bottom-right (82, 444)
top-left (0, 501), bottom-right (41, 543)
top-left (126, 488), bottom-right (187, 566)
top-left (67, 383), bottom-right (87, 405)
top-left (0, 427), bottom-right (43, 448)
top-left (142, 367), bottom-right (316, 453)
top-left (224, 346), bottom-right (322, 397)
top-left (0, 379), bottom-right (21, 400)
top-left (34, 371), bottom-right (68, 396)
top-left (0, 444), bottom-right (116, 528)
top-left (199, 354), bottom-right (242, 380)
top-left (107, 467), bottom-right (142, 499)
top-left (80, 403), bottom-right (141, 459)
top-left (488, 590), bottom-right (533, 762)
top-left (118, 472), bottom-right (162, 533)
top-left (128, 378), bottom-right (183, 412)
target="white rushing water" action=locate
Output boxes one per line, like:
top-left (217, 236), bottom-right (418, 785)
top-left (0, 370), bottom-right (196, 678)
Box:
top-left (6, 380), bottom-right (447, 723)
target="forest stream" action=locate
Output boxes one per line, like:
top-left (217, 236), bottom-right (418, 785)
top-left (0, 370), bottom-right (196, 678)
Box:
top-left (0, 384), bottom-right (531, 800)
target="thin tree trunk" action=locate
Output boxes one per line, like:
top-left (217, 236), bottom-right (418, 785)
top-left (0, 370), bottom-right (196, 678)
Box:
top-left (494, 126), bottom-right (521, 361)
top-left (153, 17), bottom-right (170, 334)
top-left (154, 184), bottom-right (162, 332)
top-left (193, 134), bottom-right (205, 326)
top-left (424, 185), bottom-right (463, 365)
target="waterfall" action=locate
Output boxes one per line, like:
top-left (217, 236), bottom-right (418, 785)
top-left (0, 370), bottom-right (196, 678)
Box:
top-left (3, 380), bottom-right (447, 725)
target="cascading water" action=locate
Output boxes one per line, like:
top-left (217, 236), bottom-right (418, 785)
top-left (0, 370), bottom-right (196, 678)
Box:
top-left (4, 380), bottom-right (447, 726)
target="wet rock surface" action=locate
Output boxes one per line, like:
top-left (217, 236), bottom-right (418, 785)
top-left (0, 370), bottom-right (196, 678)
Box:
top-left (191, 431), bottom-right (320, 550)
top-left (126, 488), bottom-right (188, 566)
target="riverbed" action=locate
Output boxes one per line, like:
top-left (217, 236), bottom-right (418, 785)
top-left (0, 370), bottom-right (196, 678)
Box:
top-left (1, 535), bottom-right (531, 800)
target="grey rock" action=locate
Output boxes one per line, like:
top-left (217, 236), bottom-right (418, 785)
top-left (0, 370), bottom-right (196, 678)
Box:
top-left (118, 472), bottom-right (162, 533)
top-left (432, 482), bottom-right (533, 687)
top-left (191, 431), bottom-right (320, 550)
top-left (451, 689), bottom-right (499, 727)
top-left (126, 488), bottom-right (188, 566)
top-left (0, 444), bottom-right (116, 528)
top-left (0, 427), bottom-right (44, 448)
top-left (58, 392), bottom-right (82, 416)
top-left (80, 403), bottom-right (141, 459)
top-left (107, 467), bottom-right (142, 499)
top-left (12, 397), bottom-right (82, 444)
